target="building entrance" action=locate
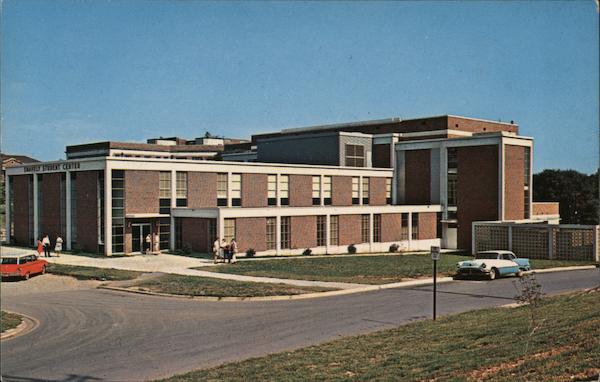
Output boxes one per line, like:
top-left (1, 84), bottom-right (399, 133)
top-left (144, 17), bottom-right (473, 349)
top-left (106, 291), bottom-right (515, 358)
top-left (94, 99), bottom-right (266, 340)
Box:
top-left (132, 223), bottom-right (151, 254)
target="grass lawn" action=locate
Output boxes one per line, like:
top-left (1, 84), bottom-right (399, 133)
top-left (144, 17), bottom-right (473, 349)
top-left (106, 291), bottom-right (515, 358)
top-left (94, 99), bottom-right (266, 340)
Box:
top-left (159, 291), bottom-right (600, 382)
top-left (1, 311), bottom-right (23, 333)
top-left (530, 259), bottom-right (596, 269)
top-left (196, 254), bottom-right (472, 284)
top-left (46, 263), bottom-right (142, 281)
top-left (131, 274), bottom-right (336, 298)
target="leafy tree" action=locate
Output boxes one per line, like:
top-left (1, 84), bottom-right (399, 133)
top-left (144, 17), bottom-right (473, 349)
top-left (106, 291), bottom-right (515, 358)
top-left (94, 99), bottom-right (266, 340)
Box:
top-left (533, 169), bottom-right (599, 225)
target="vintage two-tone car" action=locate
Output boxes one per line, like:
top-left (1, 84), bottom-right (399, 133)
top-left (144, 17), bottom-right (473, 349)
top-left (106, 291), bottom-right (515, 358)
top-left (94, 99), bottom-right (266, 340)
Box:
top-left (455, 250), bottom-right (531, 280)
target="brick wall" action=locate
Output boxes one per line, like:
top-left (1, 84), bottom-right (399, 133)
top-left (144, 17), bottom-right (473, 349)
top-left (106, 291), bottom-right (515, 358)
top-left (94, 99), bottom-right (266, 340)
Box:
top-left (242, 173), bottom-right (267, 207)
top-left (532, 202), bottom-right (559, 216)
top-left (370, 177), bottom-right (387, 206)
top-left (404, 149), bottom-right (431, 204)
top-left (418, 212), bottom-right (437, 240)
top-left (12, 175), bottom-right (31, 246)
top-left (76, 171), bottom-right (99, 253)
top-left (289, 175), bottom-right (312, 207)
top-left (40, 173), bottom-right (63, 240)
top-left (125, 170), bottom-right (159, 214)
top-left (381, 213), bottom-right (402, 242)
top-left (504, 145), bottom-right (525, 220)
top-left (181, 217), bottom-right (210, 253)
top-left (457, 145), bottom-right (499, 250)
top-left (339, 214), bottom-right (361, 245)
top-left (188, 172), bottom-right (217, 208)
top-left (332, 176), bottom-right (352, 206)
top-left (447, 116), bottom-right (518, 134)
top-left (372, 144), bottom-right (391, 168)
top-left (291, 216), bottom-right (317, 249)
top-left (236, 217), bottom-right (266, 252)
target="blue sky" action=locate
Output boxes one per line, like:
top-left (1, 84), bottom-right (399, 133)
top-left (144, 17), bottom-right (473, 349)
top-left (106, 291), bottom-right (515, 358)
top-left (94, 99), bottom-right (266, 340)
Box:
top-left (1, 1), bottom-right (598, 173)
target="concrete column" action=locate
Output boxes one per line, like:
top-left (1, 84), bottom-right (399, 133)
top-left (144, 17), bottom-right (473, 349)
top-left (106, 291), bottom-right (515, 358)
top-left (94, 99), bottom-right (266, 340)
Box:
top-left (104, 167), bottom-right (112, 256)
top-left (33, 174), bottom-right (39, 242)
top-left (593, 225), bottom-right (599, 262)
top-left (325, 214), bottom-right (331, 254)
top-left (169, 216), bottom-right (176, 252)
top-left (275, 215), bottom-right (281, 255)
top-left (319, 175), bottom-right (324, 206)
top-left (391, 143), bottom-right (398, 205)
top-left (217, 211), bottom-right (224, 241)
top-left (498, 142), bottom-right (505, 221)
top-left (227, 172), bottom-right (232, 207)
top-left (439, 144), bottom-right (448, 219)
top-left (358, 176), bottom-right (363, 205)
top-left (276, 173), bottom-right (281, 207)
top-left (369, 213), bottom-right (374, 253)
top-left (407, 212), bottom-right (412, 250)
top-left (548, 226), bottom-right (554, 260)
top-left (65, 172), bottom-right (72, 250)
top-left (170, 170), bottom-right (177, 208)
top-left (507, 225), bottom-right (512, 252)
top-left (4, 175), bottom-right (10, 243)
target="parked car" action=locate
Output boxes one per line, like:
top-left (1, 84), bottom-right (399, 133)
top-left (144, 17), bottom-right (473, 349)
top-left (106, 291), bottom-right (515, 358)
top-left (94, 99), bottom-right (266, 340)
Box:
top-left (1, 254), bottom-right (48, 280)
top-left (455, 250), bottom-right (530, 280)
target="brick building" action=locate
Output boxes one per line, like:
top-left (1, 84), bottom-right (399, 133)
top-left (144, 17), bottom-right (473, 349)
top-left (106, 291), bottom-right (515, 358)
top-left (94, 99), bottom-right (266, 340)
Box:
top-left (4, 115), bottom-right (549, 256)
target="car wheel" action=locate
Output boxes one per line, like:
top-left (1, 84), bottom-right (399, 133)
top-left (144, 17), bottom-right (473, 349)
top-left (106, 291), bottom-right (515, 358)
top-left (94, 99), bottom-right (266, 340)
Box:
top-left (489, 268), bottom-right (498, 280)
top-left (24, 272), bottom-right (30, 280)
top-left (516, 270), bottom-right (524, 277)
top-left (41, 266), bottom-right (46, 275)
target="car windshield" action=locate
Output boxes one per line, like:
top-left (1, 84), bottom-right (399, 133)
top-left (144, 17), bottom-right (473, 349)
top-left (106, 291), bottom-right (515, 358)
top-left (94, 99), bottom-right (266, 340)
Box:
top-left (1, 258), bottom-right (18, 264)
top-left (476, 253), bottom-right (499, 259)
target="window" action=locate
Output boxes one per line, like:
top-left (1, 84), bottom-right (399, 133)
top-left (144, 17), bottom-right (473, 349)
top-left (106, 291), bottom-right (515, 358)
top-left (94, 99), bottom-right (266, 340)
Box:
top-left (158, 218), bottom-right (170, 250)
top-left (345, 144), bottom-right (365, 167)
top-left (323, 176), bottom-right (332, 205)
top-left (447, 173), bottom-right (457, 207)
top-left (401, 213), bottom-right (409, 240)
top-left (352, 177), bottom-right (360, 205)
top-left (317, 216), bottom-right (326, 246)
top-left (280, 216), bottom-right (290, 249)
top-left (385, 178), bottom-right (392, 204)
top-left (330, 216), bottom-right (339, 246)
top-left (266, 217), bottom-right (276, 250)
top-left (280, 175), bottom-right (289, 205)
top-left (362, 177), bottom-right (370, 205)
top-left (159, 172), bottom-right (171, 198)
top-left (411, 213), bottom-right (419, 240)
top-left (231, 173), bottom-right (241, 206)
top-left (361, 215), bottom-right (370, 243)
top-left (217, 173), bottom-right (228, 206)
top-left (312, 176), bottom-right (321, 205)
top-left (175, 172), bottom-right (187, 207)
top-left (437, 212), bottom-right (443, 239)
top-left (447, 147), bottom-right (458, 207)
top-left (373, 214), bottom-right (381, 242)
top-left (268, 175), bottom-right (277, 206)
top-left (111, 170), bottom-right (125, 253)
top-left (224, 218), bottom-right (236, 243)
top-left (524, 147), bottom-right (531, 219)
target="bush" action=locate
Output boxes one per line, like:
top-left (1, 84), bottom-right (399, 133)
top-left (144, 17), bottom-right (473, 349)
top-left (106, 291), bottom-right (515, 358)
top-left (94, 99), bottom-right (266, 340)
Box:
top-left (246, 248), bottom-right (256, 257)
top-left (389, 243), bottom-right (400, 253)
top-left (182, 242), bottom-right (192, 255)
top-left (302, 248), bottom-right (312, 256)
top-left (347, 244), bottom-right (357, 254)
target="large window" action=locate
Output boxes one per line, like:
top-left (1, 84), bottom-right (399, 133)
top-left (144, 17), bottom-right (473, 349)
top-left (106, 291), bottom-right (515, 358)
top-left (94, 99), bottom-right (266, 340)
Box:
top-left (176, 172), bottom-right (187, 207)
top-left (330, 215), bottom-right (339, 246)
top-left (345, 144), bottom-right (365, 167)
top-left (352, 177), bottom-right (360, 205)
top-left (362, 177), bottom-right (370, 205)
top-left (280, 216), bottom-right (290, 249)
top-left (111, 170), bottom-right (125, 253)
top-left (401, 213), bottom-right (409, 240)
top-left (224, 218), bottom-right (236, 243)
top-left (323, 176), bottom-right (332, 205)
top-left (268, 175), bottom-right (277, 206)
top-left (411, 213), bottom-right (419, 240)
top-left (158, 218), bottom-right (170, 250)
top-left (386, 178), bottom-right (392, 204)
top-left (217, 173), bottom-right (228, 206)
top-left (266, 217), bottom-right (276, 250)
top-left (159, 172), bottom-right (171, 198)
top-left (312, 176), bottom-right (321, 205)
top-left (317, 216), bottom-right (326, 246)
top-left (280, 175), bottom-right (289, 206)
top-left (231, 173), bottom-right (241, 206)
top-left (361, 214), bottom-right (370, 243)
top-left (373, 214), bottom-right (381, 242)
top-left (447, 147), bottom-right (458, 207)
top-left (524, 147), bottom-right (531, 219)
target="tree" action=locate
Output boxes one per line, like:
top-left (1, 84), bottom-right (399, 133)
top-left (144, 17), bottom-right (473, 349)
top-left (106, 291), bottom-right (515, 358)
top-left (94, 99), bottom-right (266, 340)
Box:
top-left (533, 169), bottom-right (599, 225)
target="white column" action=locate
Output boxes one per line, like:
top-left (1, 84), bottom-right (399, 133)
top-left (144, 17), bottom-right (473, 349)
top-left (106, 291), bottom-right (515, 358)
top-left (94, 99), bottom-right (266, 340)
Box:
top-left (217, 210), bottom-right (224, 242)
top-left (319, 175), bottom-right (324, 206)
top-left (169, 215), bottom-right (176, 252)
top-left (33, 174), bottom-right (39, 242)
top-left (498, 141), bottom-right (505, 221)
top-left (325, 214), bottom-right (331, 254)
top-left (226, 172), bottom-right (232, 207)
top-left (358, 176), bottom-right (363, 205)
top-left (407, 212), bottom-right (412, 250)
top-left (276, 173), bottom-right (281, 207)
top-left (104, 166), bottom-right (112, 256)
top-left (4, 175), bottom-right (10, 243)
top-left (593, 225), bottom-right (599, 262)
top-left (170, 170), bottom-right (177, 208)
top-left (65, 172), bottom-right (72, 250)
top-left (391, 146), bottom-right (398, 205)
top-left (369, 213), bottom-right (374, 253)
top-left (440, 143), bottom-right (448, 219)
top-left (275, 215), bottom-right (281, 255)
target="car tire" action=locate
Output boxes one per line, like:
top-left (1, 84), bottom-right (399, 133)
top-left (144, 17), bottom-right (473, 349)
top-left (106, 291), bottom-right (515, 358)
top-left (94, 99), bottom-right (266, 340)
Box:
top-left (24, 272), bottom-right (30, 280)
top-left (41, 266), bottom-right (46, 275)
top-left (489, 268), bottom-right (498, 280)
top-left (516, 270), bottom-right (523, 277)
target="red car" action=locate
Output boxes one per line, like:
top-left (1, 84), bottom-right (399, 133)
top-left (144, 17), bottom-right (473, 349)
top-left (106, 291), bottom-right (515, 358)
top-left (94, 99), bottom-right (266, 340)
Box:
top-left (1, 254), bottom-right (48, 280)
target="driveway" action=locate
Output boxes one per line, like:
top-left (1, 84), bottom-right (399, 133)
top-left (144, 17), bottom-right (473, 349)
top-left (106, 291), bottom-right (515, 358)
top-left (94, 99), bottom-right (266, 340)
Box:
top-left (1, 268), bottom-right (598, 382)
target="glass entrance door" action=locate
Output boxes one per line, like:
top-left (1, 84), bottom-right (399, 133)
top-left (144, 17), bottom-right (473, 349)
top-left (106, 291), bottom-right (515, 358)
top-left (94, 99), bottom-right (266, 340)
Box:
top-left (132, 224), bottom-right (151, 253)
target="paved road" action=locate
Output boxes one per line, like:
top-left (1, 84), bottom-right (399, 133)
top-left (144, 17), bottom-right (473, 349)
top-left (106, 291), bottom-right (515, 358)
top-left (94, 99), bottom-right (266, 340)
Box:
top-left (1, 269), bottom-right (598, 382)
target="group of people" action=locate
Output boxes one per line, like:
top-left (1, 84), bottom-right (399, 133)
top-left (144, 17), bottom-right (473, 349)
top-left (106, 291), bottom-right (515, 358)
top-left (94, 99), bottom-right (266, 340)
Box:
top-left (36, 234), bottom-right (63, 257)
top-left (212, 237), bottom-right (238, 264)
top-left (145, 233), bottom-right (161, 255)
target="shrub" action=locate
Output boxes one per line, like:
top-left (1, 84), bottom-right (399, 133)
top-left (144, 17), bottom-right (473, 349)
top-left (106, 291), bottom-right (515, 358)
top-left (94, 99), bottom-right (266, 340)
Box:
top-left (347, 244), bottom-right (357, 254)
top-left (246, 248), bottom-right (256, 257)
top-left (302, 248), bottom-right (312, 256)
top-left (389, 243), bottom-right (400, 253)
top-left (182, 242), bottom-right (192, 255)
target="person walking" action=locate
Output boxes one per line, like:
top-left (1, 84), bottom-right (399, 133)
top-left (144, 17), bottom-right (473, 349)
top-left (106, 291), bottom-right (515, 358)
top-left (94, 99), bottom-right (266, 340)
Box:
top-left (42, 235), bottom-right (51, 257)
top-left (213, 237), bottom-right (221, 264)
top-left (37, 238), bottom-right (44, 257)
top-left (153, 232), bottom-right (160, 254)
top-left (221, 238), bottom-right (228, 263)
top-left (230, 238), bottom-right (238, 264)
top-left (145, 234), bottom-right (152, 255)
top-left (54, 235), bottom-right (63, 257)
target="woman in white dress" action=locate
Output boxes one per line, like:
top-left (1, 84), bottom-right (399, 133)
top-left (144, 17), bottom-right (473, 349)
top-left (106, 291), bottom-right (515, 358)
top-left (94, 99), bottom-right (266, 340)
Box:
top-left (54, 235), bottom-right (63, 257)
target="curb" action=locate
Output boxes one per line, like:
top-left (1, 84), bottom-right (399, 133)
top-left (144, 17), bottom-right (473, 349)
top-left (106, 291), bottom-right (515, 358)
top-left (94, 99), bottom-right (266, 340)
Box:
top-left (528, 265), bottom-right (598, 274)
top-left (97, 277), bottom-right (456, 302)
top-left (0, 311), bottom-right (39, 341)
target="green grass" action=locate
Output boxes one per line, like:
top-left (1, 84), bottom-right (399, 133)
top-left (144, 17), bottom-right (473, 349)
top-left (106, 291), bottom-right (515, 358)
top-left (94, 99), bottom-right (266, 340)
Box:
top-left (530, 259), bottom-right (596, 269)
top-left (1, 311), bottom-right (23, 333)
top-left (159, 291), bottom-right (600, 382)
top-left (197, 254), bottom-right (472, 284)
top-left (132, 274), bottom-right (336, 298)
top-left (46, 263), bottom-right (142, 281)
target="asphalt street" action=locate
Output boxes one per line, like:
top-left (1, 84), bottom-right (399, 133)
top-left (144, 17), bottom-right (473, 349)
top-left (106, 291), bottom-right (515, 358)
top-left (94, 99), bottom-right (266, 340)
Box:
top-left (1, 269), bottom-right (598, 382)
